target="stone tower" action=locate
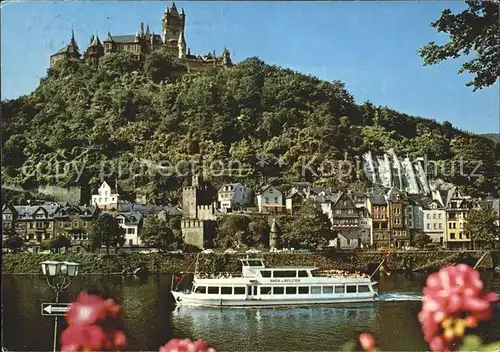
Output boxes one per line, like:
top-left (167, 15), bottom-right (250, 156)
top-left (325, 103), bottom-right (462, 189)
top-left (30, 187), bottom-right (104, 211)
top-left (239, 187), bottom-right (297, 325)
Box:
top-left (162, 2), bottom-right (185, 56)
top-left (269, 218), bottom-right (279, 249)
top-left (84, 33), bottom-right (104, 66)
top-left (182, 184), bottom-right (198, 219)
top-left (177, 29), bottom-right (186, 59)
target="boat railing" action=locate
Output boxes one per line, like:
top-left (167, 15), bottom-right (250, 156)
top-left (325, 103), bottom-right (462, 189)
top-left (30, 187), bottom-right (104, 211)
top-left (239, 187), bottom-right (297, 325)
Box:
top-left (314, 270), bottom-right (370, 279)
top-left (195, 272), bottom-right (243, 279)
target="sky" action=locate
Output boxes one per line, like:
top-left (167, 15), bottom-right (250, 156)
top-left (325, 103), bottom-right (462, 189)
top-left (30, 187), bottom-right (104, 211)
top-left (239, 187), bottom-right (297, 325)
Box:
top-left (1, 1), bottom-right (499, 134)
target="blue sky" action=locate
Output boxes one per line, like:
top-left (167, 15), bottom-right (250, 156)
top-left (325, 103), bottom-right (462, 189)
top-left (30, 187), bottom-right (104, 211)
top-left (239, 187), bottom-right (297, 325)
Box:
top-left (1, 1), bottom-right (498, 133)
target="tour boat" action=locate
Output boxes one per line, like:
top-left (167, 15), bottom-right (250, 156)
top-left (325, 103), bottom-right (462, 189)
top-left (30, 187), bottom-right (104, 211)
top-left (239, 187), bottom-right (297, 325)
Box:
top-left (171, 257), bottom-right (379, 307)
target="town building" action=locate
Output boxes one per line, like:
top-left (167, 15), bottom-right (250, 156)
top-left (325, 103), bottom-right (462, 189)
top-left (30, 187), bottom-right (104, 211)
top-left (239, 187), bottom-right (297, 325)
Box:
top-left (50, 3), bottom-right (233, 71)
top-left (367, 194), bottom-right (390, 249)
top-left (422, 199), bottom-right (446, 245)
top-left (217, 183), bottom-right (252, 212)
top-left (54, 205), bottom-right (99, 243)
top-left (91, 181), bottom-right (119, 210)
top-left (386, 187), bottom-right (411, 249)
top-left (113, 212), bottom-right (143, 246)
top-left (256, 185), bottom-right (284, 214)
top-left (285, 188), bottom-right (306, 215)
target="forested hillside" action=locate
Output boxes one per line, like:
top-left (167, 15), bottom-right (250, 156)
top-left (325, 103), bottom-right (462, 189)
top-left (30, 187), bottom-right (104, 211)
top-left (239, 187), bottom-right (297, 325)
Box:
top-left (2, 51), bottom-right (499, 204)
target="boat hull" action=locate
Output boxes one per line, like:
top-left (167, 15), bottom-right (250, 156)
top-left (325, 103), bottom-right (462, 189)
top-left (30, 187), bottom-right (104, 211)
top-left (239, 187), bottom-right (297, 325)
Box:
top-left (171, 291), bottom-right (379, 307)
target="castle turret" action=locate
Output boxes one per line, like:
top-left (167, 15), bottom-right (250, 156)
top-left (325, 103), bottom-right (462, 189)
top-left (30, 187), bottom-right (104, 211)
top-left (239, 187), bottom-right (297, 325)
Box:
top-left (178, 29), bottom-right (186, 59)
top-left (162, 2), bottom-right (185, 54)
top-left (269, 218), bottom-right (279, 249)
top-left (146, 24), bottom-right (151, 36)
top-left (222, 47), bottom-right (232, 67)
top-left (84, 33), bottom-right (104, 66)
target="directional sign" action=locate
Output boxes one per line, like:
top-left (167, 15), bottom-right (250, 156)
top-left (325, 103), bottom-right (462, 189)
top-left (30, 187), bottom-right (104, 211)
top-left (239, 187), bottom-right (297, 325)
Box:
top-left (41, 303), bottom-right (72, 316)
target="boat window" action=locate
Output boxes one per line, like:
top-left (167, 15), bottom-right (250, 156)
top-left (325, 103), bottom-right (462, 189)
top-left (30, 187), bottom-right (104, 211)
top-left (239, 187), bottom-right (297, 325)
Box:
top-left (273, 270), bottom-right (297, 278)
top-left (346, 285), bottom-right (357, 293)
top-left (298, 287), bottom-right (309, 294)
top-left (323, 286), bottom-right (334, 294)
top-left (260, 287), bottom-right (272, 295)
top-left (311, 286), bottom-right (322, 294)
top-left (286, 287), bottom-right (297, 294)
top-left (234, 287), bottom-right (245, 295)
top-left (273, 287), bottom-right (284, 294)
top-left (207, 286), bottom-right (219, 294)
top-left (248, 260), bottom-right (263, 267)
top-left (335, 286), bottom-right (345, 294)
top-left (221, 287), bottom-right (232, 295)
top-left (260, 270), bottom-right (272, 278)
top-left (195, 286), bottom-right (206, 294)
top-left (298, 270), bottom-right (309, 278)
top-left (358, 285), bottom-right (370, 293)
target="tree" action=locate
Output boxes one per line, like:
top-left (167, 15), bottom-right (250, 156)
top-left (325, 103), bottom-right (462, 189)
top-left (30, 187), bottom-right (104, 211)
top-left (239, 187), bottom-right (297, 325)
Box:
top-left (419, 0), bottom-right (500, 90)
top-left (413, 233), bottom-right (433, 249)
top-left (464, 208), bottom-right (499, 249)
top-left (91, 214), bottom-right (125, 255)
top-left (216, 215), bottom-right (251, 249)
top-left (144, 49), bottom-right (184, 83)
top-left (51, 235), bottom-right (72, 253)
top-left (3, 231), bottom-right (24, 253)
top-left (281, 200), bottom-right (335, 250)
top-left (140, 216), bottom-right (174, 251)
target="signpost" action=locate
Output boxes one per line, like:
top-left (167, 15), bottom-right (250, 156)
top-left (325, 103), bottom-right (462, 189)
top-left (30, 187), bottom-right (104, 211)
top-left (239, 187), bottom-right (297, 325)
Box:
top-left (41, 303), bottom-right (72, 316)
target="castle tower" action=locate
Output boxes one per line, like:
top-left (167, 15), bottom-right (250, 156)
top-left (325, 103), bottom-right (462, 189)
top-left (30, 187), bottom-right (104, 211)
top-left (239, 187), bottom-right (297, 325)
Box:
top-left (269, 218), bottom-right (279, 249)
top-left (84, 33), bottom-right (104, 66)
top-left (162, 2), bottom-right (186, 55)
top-left (222, 47), bottom-right (232, 67)
top-left (178, 29), bottom-right (186, 59)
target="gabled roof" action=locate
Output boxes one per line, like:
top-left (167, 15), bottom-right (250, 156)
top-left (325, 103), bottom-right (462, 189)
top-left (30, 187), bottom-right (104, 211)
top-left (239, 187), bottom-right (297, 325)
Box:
top-left (369, 195), bottom-right (387, 205)
top-left (218, 183), bottom-right (244, 193)
top-left (257, 185), bottom-right (280, 195)
top-left (107, 211), bottom-right (143, 225)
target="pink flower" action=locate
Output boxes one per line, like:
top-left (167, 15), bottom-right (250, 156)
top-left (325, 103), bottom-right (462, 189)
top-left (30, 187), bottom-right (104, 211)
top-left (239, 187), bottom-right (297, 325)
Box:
top-left (359, 333), bottom-right (376, 351)
top-left (61, 325), bottom-right (107, 351)
top-left (159, 338), bottom-right (216, 352)
top-left (419, 264), bottom-right (498, 351)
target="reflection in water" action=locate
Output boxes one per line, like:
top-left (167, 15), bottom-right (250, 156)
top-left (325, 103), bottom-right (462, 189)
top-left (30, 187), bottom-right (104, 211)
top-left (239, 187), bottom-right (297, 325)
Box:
top-left (2, 272), bottom-right (500, 351)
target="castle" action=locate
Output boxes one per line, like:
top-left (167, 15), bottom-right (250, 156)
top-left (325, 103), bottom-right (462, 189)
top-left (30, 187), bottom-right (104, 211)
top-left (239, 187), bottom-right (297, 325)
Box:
top-left (50, 2), bottom-right (233, 71)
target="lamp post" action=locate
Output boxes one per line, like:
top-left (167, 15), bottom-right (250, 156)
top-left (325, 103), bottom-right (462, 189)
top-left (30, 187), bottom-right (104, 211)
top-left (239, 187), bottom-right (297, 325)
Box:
top-left (40, 260), bottom-right (79, 352)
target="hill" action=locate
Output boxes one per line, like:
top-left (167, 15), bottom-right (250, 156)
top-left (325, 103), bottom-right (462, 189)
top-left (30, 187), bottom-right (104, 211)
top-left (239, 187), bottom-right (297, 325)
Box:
top-left (1, 51), bottom-right (499, 204)
top-left (479, 133), bottom-right (500, 142)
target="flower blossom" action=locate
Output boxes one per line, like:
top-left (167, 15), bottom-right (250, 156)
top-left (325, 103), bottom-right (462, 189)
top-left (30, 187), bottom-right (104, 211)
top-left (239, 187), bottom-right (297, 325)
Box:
top-left (158, 338), bottom-right (216, 352)
top-left (61, 291), bottom-right (127, 352)
top-left (418, 264), bottom-right (498, 351)
top-left (359, 333), bottom-right (376, 352)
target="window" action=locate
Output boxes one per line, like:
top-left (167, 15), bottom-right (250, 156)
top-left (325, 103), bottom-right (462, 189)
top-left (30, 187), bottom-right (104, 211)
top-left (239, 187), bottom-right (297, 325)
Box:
top-left (298, 270), bottom-right (309, 278)
top-left (439, 223), bottom-right (442, 230)
top-left (433, 214), bottom-right (436, 219)
top-left (260, 270), bottom-right (271, 278)
top-left (286, 287), bottom-right (297, 294)
top-left (127, 228), bottom-right (135, 234)
top-left (427, 224), bottom-right (431, 229)
top-left (358, 285), bottom-right (370, 293)
top-left (195, 286), bottom-right (206, 294)
top-left (449, 223), bottom-right (452, 229)
top-left (273, 287), bottom-right (284, 294)
top-left (427, 214), bottom-right (430, 219)
top-left (221, 287), bottom-right (232, 295)
top-left (273, 271), bottom-right (297, 278)
top-left (128, 239), bottom-right (133, 246)
top-left (260, 287), bottom-right (272, 295)
top-left (450, 233), bottom-right (456, 239)
top-left (433, 223), bottom-right (437, 230)
top-left (234, 287), bottom-right (245, 295)
top-left (207, 287), bottom-right (219, 294)
top-left (274, 197), bottom-right (278, 203)
top-left (323, 286), bottom-right (334, 294)
top-left (73, 222), bottom-right (78, 228)
top-left (265, 197), bottom-right (269, 203)
top-left (311, 286), bottom-right (322, 294)
top-left (335, 286), bottom-right (345, 294)
top-left (346, 285), bottom-right (357, 293)
top-left (298, 287), bottom-right (309, 294)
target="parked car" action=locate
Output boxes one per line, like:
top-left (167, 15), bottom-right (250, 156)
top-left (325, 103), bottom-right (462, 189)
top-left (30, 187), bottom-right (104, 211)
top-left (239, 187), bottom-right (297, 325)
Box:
top-left (295, 249), bottom-right (310, 253)
top-left (224, 248), bottom-right (237, 254)
top-left (379, 247), bottom-right (393, 253)
top-left (202, 249), bottom-right (215, 254)
top-left (168, 249), bottom-right (184, 254)
top-left (246, 248), bottom-right (262, 254)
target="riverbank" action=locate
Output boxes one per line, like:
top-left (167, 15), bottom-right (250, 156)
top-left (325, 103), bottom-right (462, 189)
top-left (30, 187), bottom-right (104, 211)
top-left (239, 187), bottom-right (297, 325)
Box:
top-left (2, 250), bottom-right (499, 275)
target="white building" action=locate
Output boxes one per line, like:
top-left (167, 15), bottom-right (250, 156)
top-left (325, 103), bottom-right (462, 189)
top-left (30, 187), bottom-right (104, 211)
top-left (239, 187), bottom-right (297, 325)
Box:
top-left (256, 185), bottom-right (284, 214)
top-left (114, 212), bottom-right (143, 246)
top-left (91, 181), bottom-right (119, 210)
top-left (217, 183), bottom-right (252, 211)
top-left (422, 199), bottom-right (446, 245)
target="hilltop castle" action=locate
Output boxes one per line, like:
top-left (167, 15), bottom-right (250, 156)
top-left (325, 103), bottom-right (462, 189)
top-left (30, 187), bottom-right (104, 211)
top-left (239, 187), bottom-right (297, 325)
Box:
top-left (50, 2), bottom-right (232, 71)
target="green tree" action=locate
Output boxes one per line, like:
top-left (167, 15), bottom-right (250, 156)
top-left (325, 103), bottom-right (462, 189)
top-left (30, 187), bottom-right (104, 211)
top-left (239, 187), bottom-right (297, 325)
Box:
top-left (464, 208), bottom-right (499, 249)
top-left (419, 0), bottom-right (500, 90)
top-left (216, 215), bottom-right (251, 249)
top-left (3, 230), bottom-right (24, 253)
top-left (91, 213), bottom-right (125, 254)
top-left (281, 200), bottom-right (335, 250)
top-left (140, 216), bottom-right (174, 251)
top-left (413, 233), bottom-right (433, 249)
top-left (144, 48), bottom-right (183, 83)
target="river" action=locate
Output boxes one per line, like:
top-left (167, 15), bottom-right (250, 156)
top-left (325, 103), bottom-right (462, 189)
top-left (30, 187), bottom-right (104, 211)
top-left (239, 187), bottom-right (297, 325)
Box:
top-left (2, 271), bottom-right (500, 351)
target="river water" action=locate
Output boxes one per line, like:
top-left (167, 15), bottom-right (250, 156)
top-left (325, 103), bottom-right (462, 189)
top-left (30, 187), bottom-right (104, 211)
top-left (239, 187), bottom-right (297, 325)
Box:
top-left (3, 272), bottom-right (500, 351)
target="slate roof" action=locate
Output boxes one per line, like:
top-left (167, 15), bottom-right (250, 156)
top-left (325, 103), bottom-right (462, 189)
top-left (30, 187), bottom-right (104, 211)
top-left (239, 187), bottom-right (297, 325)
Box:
top-left (218, 183), bottom-right (243, 193)
top-left (257, 185), bottom-right (280, 195)
top-left (369, 195), bottom-right (387, 205)
top-left (103, 34), bottom-right (137, 43)
top-left (12, 204), bottom-right (61, 220)
top-left (106, 211), bottom-right (143, 225)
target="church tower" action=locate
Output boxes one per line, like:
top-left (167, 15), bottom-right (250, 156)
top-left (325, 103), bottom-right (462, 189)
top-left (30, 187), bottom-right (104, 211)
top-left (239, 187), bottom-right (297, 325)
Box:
top-left (162, 2), bottom-right (186, 56)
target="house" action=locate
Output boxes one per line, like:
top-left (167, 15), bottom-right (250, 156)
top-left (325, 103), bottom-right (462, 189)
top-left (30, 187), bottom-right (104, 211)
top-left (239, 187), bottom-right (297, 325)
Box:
top-left (386, 187), bottom-right (410, 249)
top-left (422, 199), bottom-right (446, 245)
top-left (9, 203), bottom-right (61, 244)
top-left (53, 205), bottom-right (99, 243)
top-left (217, 183), bottom-right (252, 211)
top-left (367, 194), bottom-right (390, 249)
top-left (433, 187), bottom-right (472, 249)
top-left (330, 232), bottom-right (362, 249)
top-left (347, 191), bottom-right (367, 209)
top-left (256, 185), bottom-right (284, 214)
top-left (285, 188), bottom-right (305, 215)
top-left (112, 212), bottom-right (143, 247)
top-left (91, 181), bottom-right (119, 210)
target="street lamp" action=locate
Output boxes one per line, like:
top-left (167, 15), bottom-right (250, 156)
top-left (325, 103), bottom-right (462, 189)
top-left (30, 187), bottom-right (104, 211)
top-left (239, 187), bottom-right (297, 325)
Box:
top-left (41, 260), bottom-right (80, 352)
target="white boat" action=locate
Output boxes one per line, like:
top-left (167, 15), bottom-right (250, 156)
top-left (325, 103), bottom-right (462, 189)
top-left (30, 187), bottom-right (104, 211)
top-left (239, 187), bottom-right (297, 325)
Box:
top-left (171, 257), bottom-right (379, 307)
